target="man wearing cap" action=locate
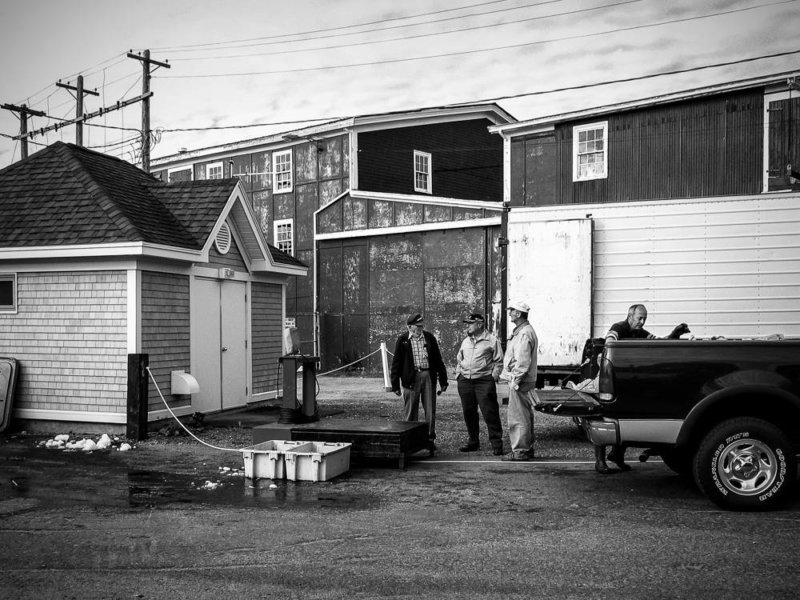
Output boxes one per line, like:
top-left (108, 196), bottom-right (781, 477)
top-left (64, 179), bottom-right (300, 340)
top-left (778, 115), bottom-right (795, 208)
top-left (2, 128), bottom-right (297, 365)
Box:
top-left (455, 313), bottom-right (505, 455)
top-left (390, 313), bottom-right (449, 453)
top-left (499, 300), bottom-right (538, 461)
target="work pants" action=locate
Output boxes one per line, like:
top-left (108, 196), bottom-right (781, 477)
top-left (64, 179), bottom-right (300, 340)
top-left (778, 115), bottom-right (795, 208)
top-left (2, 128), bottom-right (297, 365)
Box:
top-left (457, 375), bottom-right (503, 451)
top-left (507, 385), bottom-right (535, 458)
top-left (402, 369), bottom-right (436, 442)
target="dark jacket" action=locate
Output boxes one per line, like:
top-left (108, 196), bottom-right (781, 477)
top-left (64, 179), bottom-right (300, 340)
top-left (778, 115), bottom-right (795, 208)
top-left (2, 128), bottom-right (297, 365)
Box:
top-left (390, 330), bottom-right (448, 392)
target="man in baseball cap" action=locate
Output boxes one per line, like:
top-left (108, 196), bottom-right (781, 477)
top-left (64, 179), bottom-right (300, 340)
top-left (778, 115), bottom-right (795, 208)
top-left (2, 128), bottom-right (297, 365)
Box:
top-left (499, 300), bottom-right (538, 461)
top-left (389, 312), bottom-right (448, 455)
top-left (455, 313), bottom-right (504, 455)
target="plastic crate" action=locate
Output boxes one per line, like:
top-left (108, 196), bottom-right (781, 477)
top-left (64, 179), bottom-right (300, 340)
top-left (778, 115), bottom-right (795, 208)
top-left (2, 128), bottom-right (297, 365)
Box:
top-left (284, 441), bottom-right (352, 482)
top-left (241, 440), bottom-right (306, 479)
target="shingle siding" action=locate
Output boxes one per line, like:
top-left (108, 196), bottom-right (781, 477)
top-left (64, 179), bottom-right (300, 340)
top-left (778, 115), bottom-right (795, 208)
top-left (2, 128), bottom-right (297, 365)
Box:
top-left (251, 282), bottom-right (282, 394)
top-left (141, 271), bottom-right (191, 410)
top-left (0, 271), bottom-right (127, 413)
top-left (207, 237), bottom-right (247, 271)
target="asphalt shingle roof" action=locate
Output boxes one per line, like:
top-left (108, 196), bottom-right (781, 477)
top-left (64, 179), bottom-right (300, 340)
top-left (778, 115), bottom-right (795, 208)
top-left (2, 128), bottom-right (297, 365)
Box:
top-left (0, 142), bottom-right (234, 250)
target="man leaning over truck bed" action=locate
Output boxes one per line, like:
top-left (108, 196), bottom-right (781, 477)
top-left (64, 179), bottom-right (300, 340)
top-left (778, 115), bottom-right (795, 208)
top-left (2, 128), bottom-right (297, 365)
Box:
top-left (596, 304), bottom-right (690, 474)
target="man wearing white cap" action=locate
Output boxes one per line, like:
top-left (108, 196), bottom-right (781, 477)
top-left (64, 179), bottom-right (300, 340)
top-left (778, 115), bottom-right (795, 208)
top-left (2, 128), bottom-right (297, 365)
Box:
top-left (499, 300), bottom-right (538, 461)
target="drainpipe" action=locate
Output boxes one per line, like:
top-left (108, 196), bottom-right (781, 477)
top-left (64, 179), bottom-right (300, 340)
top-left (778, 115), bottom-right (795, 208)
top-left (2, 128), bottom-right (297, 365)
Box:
top-left (499, 203), bottom-right (509, 352)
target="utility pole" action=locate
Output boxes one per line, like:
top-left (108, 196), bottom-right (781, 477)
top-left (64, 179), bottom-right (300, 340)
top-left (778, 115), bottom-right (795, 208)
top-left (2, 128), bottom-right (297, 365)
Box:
top-left (56, 75), bottom-right (98, 146)
top-left (1, 103), bottom-right (46, 159)
top-left (127, 49), bottom-right (170, 172)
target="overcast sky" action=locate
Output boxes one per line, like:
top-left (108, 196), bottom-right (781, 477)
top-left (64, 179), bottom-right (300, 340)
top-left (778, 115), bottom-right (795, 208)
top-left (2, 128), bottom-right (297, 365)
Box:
top-left (1, 0), bottom-right (798, 168)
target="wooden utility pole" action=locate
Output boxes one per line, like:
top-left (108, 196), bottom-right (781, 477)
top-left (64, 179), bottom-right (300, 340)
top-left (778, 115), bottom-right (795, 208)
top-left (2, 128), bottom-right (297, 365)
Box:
top-left (56, 75), bottom-right (98, 146)
top-left (1, 103), bottom-right (46, 159)
top-left (127, 50), bottom-right (170, 172)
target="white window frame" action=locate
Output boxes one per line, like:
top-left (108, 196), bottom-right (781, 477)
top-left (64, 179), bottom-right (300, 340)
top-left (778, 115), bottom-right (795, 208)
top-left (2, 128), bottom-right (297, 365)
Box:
top-left (272, 150), bottom-right (293, 194)
top-left (167, 166), bottom-right (193, 183)
top-left (274, 218), bottom-right (294, 256)
top-left (763, 88), bottom-right (797, 193)
top-left (206, 161), bottom-right (224, 180)
top-left (572, 121), bottom-right (608, 182)
top-left (0, 273), bottom-right (17, 314)
top-left (414, 150), bottom-right (432, 194)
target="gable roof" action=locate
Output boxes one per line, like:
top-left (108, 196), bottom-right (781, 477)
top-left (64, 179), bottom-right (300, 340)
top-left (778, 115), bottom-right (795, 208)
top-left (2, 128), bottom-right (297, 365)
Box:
top-left (0, 142), bottom-right (305, 270)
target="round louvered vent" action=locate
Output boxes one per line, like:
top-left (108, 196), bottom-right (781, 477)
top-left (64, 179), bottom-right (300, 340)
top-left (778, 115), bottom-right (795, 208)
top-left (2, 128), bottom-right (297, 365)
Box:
top-left (215, 221), bottom-right (231, 254)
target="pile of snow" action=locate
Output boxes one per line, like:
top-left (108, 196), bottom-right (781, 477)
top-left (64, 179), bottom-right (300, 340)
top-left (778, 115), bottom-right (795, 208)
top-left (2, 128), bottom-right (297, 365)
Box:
top-left (218, 465), bottom-right (244, 477)
top-left (39, 433), bottom-right (133, 452)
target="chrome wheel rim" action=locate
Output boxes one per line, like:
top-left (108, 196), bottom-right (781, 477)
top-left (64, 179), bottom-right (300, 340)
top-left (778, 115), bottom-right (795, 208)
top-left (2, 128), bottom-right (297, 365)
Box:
top-left (717, 438), bottom-right (778, 497)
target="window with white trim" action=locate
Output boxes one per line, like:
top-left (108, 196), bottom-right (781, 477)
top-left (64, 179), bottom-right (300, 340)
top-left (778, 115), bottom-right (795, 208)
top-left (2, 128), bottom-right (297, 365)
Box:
top-left (573, 122), bottom-right (608, 181)
top-left (168, 166), bottom-right (193, 183)
top-left (274, 218), bottom-right (294, 256)
top-left (414, 150), bottom-right (432, 193)
top-left (0, 273), bottom-right (17, 313)
top-left (764, 89), bottom-right (800, 192)
top-left (272, 150), bottom-right (293, 193)
top-left (206, 162), bottom-right (223, 179)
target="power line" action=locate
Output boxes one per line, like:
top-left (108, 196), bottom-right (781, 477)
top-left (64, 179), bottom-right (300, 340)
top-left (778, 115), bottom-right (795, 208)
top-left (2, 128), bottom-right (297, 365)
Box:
top-left (168, 0), bottom-right (641, 63)
top-left (152, 0), bottom-right (535, 52)
top-left (150, 52), bottom-right (800, 136)
top-left (158, 0), bottom-right (797, 78)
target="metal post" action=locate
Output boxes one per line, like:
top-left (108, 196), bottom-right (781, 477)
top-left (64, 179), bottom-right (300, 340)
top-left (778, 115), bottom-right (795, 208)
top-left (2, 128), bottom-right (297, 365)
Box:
top-left (127, 353), bottom-right (149, 440)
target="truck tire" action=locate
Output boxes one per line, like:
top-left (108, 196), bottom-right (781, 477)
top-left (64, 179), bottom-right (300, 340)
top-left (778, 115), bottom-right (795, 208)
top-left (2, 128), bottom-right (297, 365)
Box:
top-left (693, 417), bottom-right (796, 511)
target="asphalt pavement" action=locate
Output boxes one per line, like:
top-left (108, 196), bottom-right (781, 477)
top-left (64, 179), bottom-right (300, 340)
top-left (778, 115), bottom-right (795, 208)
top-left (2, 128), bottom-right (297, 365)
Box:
top-left (1, 377), bottom-right (799, 599)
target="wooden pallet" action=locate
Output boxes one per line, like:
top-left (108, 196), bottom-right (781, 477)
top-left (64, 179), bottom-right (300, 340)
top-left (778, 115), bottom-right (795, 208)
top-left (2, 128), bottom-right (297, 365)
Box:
top-left (289, 420), bottom-right (430, 469)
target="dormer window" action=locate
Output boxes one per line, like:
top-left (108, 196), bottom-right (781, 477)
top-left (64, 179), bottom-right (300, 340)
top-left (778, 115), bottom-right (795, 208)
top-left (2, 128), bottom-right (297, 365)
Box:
top-left (414, 150), bottom-right (432, 194)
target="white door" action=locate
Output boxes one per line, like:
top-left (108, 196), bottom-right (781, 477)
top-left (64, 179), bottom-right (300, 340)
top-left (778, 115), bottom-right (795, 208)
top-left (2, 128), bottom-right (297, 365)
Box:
top-left (220, 280), bottom-right (247, 410)
top-left (192, 278), bottom-right (248, 413)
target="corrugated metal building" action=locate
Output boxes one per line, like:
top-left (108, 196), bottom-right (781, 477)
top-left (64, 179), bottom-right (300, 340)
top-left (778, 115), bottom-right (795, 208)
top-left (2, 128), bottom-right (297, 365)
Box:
top-left (491, 71), bottom-right (800, 373)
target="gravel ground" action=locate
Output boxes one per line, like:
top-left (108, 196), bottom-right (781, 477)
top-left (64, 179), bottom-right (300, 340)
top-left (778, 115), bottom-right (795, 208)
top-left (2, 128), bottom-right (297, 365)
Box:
top-left (138, 376), bottom-right (595, 462)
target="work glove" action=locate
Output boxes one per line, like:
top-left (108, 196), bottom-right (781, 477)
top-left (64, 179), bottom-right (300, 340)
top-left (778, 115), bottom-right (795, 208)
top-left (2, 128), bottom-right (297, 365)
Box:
top-left (669, 323), bottom-right (691, 339)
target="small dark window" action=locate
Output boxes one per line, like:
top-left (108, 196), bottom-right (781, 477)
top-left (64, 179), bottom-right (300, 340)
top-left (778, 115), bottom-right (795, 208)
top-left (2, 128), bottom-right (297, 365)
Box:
top-left (0, 274), bottom-right (16, 312)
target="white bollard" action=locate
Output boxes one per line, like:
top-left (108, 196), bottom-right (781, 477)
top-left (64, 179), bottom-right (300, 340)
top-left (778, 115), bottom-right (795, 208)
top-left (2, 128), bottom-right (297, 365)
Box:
top-left (380, 342), bottom-right (392, 392)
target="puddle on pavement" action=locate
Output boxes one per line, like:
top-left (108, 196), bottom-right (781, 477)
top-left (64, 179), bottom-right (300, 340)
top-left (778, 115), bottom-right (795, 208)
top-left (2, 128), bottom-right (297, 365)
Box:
top-left (127, 470), bottom-right (373, 510)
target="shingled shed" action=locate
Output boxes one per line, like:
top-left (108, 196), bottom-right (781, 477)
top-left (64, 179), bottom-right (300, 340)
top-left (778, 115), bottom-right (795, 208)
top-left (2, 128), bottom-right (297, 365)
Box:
top-left (0, 142), bottom-right (306, 433)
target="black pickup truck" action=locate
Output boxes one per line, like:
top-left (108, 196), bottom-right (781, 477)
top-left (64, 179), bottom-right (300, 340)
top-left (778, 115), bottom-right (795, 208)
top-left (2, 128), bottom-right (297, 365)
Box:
top-left (536, 338), bottom-right (800, 511)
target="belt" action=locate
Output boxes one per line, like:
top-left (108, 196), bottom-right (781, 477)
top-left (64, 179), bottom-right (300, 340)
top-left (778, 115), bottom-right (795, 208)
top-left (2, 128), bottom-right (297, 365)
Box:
top-left (414, 368), bottom-right (429, 372)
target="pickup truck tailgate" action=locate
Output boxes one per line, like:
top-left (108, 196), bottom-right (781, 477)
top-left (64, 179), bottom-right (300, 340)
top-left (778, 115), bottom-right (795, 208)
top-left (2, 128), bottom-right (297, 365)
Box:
top-left (532, 389), bottom-right (602, 417)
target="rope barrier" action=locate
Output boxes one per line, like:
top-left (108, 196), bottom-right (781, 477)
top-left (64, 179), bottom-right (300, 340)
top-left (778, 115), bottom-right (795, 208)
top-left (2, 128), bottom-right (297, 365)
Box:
top-left (317, 347), bottom-right (382, 376)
